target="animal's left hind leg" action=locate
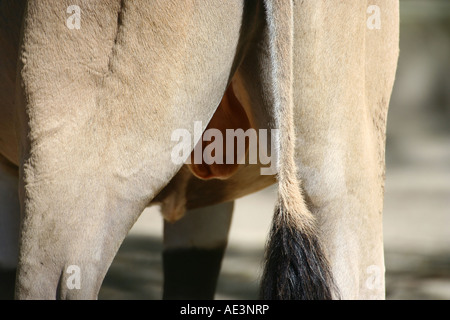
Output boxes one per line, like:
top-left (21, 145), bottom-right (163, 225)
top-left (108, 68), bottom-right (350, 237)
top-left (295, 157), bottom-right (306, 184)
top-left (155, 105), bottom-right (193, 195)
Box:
top-left (0, 156), bottom-right (20, 299)
top-left (162, 201), bottom-right (234, 300)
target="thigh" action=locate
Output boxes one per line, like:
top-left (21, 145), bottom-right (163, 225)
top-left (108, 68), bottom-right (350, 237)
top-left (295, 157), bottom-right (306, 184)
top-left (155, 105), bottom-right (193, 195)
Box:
top-left (292, 0), bottom-right (399, 299)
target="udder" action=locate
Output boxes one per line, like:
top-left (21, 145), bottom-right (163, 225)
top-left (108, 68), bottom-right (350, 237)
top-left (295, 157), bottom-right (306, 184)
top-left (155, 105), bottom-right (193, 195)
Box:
top-left (187, 80), bottom-right (253, 180)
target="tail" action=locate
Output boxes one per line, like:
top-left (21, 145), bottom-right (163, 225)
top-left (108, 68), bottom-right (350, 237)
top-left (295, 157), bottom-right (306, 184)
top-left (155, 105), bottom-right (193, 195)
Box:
top-left (260, 0), bottom-right (338, 300)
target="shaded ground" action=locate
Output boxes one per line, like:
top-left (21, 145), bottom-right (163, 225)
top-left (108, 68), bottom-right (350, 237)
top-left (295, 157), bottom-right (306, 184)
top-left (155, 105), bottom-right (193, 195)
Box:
top-left (100, 189), bottom-right (274, 301)
top-left (100, 233), bottom-right (265, 300)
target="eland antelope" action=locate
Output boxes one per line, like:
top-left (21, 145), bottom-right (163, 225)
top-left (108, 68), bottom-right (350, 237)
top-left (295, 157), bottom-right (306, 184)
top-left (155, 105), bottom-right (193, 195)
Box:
top-left (0, 0), bottom-right (399, 299)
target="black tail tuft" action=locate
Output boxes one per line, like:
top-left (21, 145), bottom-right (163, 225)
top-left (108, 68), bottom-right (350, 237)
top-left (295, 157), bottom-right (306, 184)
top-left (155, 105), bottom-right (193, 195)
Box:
top-left (260, 205), bottom-right (338, 300)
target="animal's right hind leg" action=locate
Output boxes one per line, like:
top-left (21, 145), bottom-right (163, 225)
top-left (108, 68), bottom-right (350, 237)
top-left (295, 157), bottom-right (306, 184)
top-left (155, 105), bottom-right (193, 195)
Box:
top-left (0, 156), bottom-right (20, 299)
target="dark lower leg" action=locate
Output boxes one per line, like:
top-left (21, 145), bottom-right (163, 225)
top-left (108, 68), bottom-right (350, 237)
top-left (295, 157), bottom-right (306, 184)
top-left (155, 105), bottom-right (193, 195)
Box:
top-left (162, 201), bottom-right (234, 300)
top-left (163, 247), bottom-right (226, 300)
top-left (0, 268), bottom-right (16, 300)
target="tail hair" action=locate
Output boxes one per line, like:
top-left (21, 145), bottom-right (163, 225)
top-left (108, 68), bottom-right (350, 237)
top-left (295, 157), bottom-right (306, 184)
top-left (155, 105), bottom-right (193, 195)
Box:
top-left (260, 0), bottom-right (338, 300)
top-left (260, 202), bottom-right (338, 299)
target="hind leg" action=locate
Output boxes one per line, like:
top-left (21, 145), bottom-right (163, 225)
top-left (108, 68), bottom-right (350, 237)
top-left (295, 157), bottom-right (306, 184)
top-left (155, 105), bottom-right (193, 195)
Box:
top-left (0, 156), bottom-right (20, 299)
top-left (162, 201), bottom-right (234, 300)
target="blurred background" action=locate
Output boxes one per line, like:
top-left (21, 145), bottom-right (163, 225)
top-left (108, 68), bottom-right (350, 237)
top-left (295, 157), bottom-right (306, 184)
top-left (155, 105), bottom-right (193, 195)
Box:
top-left (383, 0), bottom-right (450, 299)
top-left (99, 0), bottom-right (450, 300)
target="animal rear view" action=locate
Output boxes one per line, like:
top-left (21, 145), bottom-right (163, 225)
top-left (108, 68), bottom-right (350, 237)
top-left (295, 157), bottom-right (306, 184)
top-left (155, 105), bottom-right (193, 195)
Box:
top-left (0, 0), bottom-right (399, 299)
